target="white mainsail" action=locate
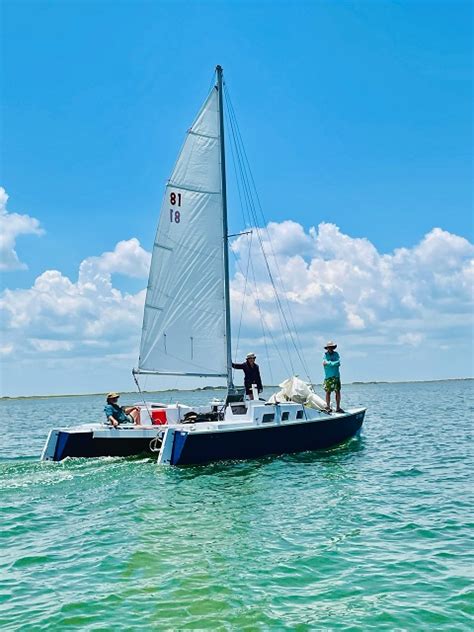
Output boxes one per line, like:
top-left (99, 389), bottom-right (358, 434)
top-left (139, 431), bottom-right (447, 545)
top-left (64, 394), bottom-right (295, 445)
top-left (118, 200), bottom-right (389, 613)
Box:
top-left (138, 87), bottom-right (227, 377)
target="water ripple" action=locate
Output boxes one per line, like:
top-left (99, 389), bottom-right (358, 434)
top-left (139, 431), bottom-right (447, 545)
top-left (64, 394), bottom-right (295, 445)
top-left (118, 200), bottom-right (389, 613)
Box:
top-left (0, 381), bottom-right (473, 630)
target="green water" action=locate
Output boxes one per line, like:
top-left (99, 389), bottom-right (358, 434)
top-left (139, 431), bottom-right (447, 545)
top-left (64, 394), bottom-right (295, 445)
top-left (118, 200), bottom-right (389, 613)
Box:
top-left (1, 381), bottom-right (472, 630)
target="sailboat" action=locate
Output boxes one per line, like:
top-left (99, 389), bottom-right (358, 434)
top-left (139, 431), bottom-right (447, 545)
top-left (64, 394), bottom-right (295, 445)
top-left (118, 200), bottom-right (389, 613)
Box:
top-left (41, 66), bottom-right (366, 464)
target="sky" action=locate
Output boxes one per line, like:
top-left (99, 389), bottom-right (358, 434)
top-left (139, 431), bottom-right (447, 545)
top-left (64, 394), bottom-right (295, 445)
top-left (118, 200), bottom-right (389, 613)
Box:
top-left (1, 0), bottom-right (472, 396)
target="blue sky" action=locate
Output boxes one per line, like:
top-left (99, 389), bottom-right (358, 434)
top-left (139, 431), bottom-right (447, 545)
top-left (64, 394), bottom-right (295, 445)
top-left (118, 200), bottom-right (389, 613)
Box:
top-left (1, 0), bottom-right (472, 396)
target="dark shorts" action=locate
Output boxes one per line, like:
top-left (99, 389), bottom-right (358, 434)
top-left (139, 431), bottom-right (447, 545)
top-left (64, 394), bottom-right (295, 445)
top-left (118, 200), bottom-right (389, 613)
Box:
top-left (115, 413), bottom-right (134, 425)
top-left (324, 376), bottom-right (341, 393)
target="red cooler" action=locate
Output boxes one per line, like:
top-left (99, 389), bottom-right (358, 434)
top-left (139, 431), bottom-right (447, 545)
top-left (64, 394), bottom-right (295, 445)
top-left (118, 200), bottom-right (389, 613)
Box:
top-left (150, 409), bottom-right (167, 425)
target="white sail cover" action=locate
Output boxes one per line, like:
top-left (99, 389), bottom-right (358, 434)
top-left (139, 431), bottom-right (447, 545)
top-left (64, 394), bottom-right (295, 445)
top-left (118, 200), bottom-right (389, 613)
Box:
top-left (267, 377), bottom-right (328, 411)
top-left (138, 87), bottom-right (227, 376)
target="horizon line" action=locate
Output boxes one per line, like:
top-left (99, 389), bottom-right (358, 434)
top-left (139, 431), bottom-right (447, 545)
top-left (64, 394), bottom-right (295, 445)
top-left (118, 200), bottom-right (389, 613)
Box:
top-left (0, 377), bottom-right (472, 401)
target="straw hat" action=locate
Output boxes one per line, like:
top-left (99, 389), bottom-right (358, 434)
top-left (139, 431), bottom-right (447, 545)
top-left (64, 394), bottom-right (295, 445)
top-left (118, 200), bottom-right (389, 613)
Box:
top-left (106, 392), bottom-right (120, 400)
top-left (324, 341), bottom-right (337, 350)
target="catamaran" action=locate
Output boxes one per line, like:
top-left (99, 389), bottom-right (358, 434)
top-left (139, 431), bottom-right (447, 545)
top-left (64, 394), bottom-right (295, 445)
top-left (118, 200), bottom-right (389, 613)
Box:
top-left (41, 66), bottom-right (366, 464)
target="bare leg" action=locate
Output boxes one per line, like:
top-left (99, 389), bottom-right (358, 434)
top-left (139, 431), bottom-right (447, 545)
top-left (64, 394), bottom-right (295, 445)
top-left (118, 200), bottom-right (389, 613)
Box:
top-left (325, 391), bottom-right (331, 409)
top-left (335, 391), bottom-right (341, 411)
top-left (130, 409), bottom-right (141, 425)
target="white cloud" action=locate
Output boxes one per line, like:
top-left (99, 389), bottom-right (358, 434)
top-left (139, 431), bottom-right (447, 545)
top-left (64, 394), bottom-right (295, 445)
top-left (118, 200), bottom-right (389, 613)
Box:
top-left (0, 187), bottom-right (44, 271)
top-left (1, 218), bottom-right (472, 393)
top-left (80, 238), bottom-right (151, 280)
top-left (231, 222), bottom-right (474, 370)
top-left (397, 332), bottom-right (425, 347)
top-left (29, 339), bottom-right (74, 353)
top-left (0, 238), bottom-right (150, 363)
top-left (0, 344), bottom-right (14, 356)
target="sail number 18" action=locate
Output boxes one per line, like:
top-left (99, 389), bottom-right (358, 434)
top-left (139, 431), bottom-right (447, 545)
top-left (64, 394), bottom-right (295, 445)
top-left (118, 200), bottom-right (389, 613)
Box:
top-left (169, 192), bottom-right (182, 223)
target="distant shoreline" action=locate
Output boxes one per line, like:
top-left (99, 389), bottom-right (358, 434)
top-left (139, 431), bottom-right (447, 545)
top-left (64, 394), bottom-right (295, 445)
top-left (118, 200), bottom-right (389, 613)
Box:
top-left (1, 377), bottom-right (472, 401)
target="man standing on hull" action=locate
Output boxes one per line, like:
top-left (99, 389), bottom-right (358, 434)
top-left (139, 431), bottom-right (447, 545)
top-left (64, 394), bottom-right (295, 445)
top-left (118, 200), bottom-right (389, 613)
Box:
top-left (232, 353), bottom-right (263, 399)
top-left (323, 341), bottom-right (344, 413)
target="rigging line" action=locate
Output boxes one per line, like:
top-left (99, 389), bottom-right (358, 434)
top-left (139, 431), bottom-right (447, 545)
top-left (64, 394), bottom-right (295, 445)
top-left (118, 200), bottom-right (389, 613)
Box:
top-left (252, 262), bottom-right (275, 385)
top-left (255, 225), bottom-right (311, 378)
top-left (225, 102), bottom-right (246, 370)
top-left (230, 119), bottom-right (260, 239)
top-left (234, 231), bottom-right (253, 361)
top-left (226, 100), bottom-right (297, 369)
top-left (225, 85), bottom-right (280, 236)
top-left (247, 253), bottom-right (292, 377)
top-left (228, 230), bottom-right (252, 238)
top-left (251, 236), bottom-right (296, 373)
top-left (227, 128), bottom-right (251, 234)
top-left (229, 246), bottom-right (289, 371)
top-left (224, 84), bottom-right (313, 382)
top-left (224, 86), bottom-right (304, 379)
top-left (225, 103), bottom-right (291, 366)
top-left (224, 84), bottom-right (262, 221)
top-left (225, 88), bottom-right (287, 285)
top-left (226, 92), bottom-right (280, 361)
top-left (132, 372), bottom-right (154, 423)
top-left (225, 92), bottom-right (296, 368)
top-left (248, 255), bottom-right (275, 386)
top-left (225, 91), bottom-right (277, 270)
top-left (254, 234), bottom-right (313, 380)
top-left (226, 101), bottom-right (251, 238)
top-left (224, 89), bottom-right (256, 231)
top-left (226, 90), bottom-right (278, 379)
top-left (226, 102), bottom-right (268, 363)
top-left (230, 246), bottom-right (292, 377)
top-left (225, 89), bottom-right (313, 383)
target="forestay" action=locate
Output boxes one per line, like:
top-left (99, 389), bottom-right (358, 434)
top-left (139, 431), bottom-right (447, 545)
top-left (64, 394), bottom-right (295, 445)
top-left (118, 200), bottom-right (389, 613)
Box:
top-left (138, 87), bottom-right (227, 377)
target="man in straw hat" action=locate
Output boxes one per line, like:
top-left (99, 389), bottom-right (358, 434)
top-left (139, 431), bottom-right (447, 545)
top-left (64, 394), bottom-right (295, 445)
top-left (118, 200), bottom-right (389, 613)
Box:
top-left (323, 341), bottom-right (344, 413)
top-left (232, 353), bottom-right (263, 400)
top-left (104, 392), bottom-right (141, 428)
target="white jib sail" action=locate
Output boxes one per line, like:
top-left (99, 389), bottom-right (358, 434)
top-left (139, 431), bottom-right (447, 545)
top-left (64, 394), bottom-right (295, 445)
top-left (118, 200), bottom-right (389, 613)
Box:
top-left (138, 87), bottom-right (227, 377)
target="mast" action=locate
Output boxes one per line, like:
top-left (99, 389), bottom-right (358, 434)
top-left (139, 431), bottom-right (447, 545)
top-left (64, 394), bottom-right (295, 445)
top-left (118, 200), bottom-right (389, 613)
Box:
top-left (216, 65), bottom-right (234, 391)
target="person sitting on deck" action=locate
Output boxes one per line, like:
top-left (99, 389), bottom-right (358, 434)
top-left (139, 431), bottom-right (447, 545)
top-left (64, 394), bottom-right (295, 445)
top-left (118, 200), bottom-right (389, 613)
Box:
top-left (232, 353), bottom-right (263, 400)
top-left (104, 392), bottom-right (141, 428)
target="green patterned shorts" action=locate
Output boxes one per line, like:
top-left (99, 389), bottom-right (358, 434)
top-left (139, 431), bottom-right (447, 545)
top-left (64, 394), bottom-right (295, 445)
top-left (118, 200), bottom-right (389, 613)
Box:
top-left (324, 376), bottom-right (341, 393)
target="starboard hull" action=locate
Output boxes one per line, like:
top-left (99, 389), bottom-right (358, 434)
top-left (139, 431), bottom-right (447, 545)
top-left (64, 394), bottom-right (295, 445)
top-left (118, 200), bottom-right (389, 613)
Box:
top-left (164, 409), bottom-right (365, 466)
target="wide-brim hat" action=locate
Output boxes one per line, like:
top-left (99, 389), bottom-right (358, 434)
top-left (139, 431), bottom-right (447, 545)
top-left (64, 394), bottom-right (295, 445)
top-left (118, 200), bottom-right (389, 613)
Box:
top-left (246, 352), bottom-right (256, 359)
top-left (324, 341), bottom-right (337, 350)
top-left (107, 392), bottom-right (120, 399)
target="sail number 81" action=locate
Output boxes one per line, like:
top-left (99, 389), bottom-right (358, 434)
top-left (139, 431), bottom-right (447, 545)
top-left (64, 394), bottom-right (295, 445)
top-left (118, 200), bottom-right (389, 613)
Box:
top-left (169, 192), bottom-right (182, 223)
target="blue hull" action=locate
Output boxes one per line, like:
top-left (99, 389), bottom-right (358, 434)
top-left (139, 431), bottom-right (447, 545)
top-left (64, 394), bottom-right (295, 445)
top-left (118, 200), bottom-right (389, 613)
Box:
top-left (170, 410), bottom-right (365, 466)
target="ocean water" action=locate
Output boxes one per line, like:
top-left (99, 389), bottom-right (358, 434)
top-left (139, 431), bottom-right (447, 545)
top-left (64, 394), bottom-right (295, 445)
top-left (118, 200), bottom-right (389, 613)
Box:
top-left (0, 380), bottom-right (472, 631)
